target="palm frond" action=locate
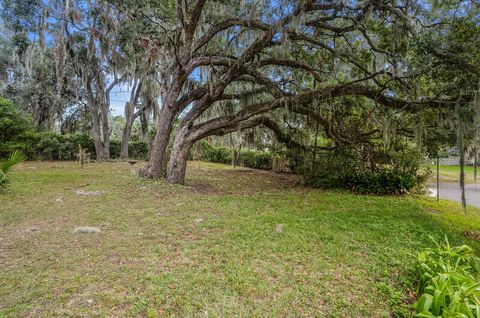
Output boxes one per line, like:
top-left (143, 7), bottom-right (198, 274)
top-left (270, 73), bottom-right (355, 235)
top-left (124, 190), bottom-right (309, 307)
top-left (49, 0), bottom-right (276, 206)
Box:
top-left (0, 170), bottom-right (7, 189)
top-left (0, 150), bottom-right (25, 189)
top-left (0, 150), bottom-right (26, 175)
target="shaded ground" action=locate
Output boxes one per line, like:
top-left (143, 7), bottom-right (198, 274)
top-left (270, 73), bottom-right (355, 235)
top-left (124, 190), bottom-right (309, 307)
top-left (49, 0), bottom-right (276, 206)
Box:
top-left (2, 161), bottom-right (480, 317)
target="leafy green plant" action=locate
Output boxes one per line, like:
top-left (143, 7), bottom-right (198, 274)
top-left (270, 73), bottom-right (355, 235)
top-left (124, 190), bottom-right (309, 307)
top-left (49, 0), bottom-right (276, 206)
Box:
top-left (415, 237), bottom-right (480, 317)
top-left (0, 150), bottom-right (26, 189)
top-left (302, 146), bottom-right (430, 195)
top-left (0, 98), bottom-right (36, 158)
top-left (241, 150), bottom-right (273, 170)
top-left (198, 141), bottom-right (232, 164)
top-left (343, 170), bottom-right (428, 195)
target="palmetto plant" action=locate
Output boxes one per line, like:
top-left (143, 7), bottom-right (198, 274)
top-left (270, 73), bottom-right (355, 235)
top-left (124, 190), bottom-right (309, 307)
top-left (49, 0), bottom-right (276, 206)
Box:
top-left (0, 150), bottom-right (26, 189)
top-left (415, 237), bottom-right (480, 317)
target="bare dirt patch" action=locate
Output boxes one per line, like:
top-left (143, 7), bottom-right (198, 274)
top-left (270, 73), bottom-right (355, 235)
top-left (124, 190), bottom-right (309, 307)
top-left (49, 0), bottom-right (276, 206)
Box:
top-left (464, 230), bottom-right (480, 241)
top-left (189, 181), bottom-right (227, 195)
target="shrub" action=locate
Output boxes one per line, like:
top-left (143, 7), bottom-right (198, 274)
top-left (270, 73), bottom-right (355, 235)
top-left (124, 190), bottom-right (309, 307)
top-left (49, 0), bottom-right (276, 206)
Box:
top-left (0, 150), bottom-right (26, 189)
top-left (197, 141), bottom-right (274, 170)
top-left (0, 98), bottom-right (150, 161)
top-left (343, 171), bottom-right (427, 195)
top-left (30, 133), bottom-right (147, 161)
top-left (415, 238), bottom-right (480, 317)
top-left (199, 141), bottom-right (232, 164)
top-left (69, 133), bottom-right (96, 156)
top-left (109, 140), bottom-right (121, 159)
top-left (302, 147), bottom-right (429, 195)
top-left (302, 149), bottom-right (361, 189)
top-left (36, 132), bottom-right (64, 160)
top-left (129, 141), bottom-right (149, 160)
top-left (304, 171), bottom-right (343, 188)
top-left (34, 132), bottom-right (95, 160)
top-left (241, 151), bottom-right (273, 170)
top-left (0, 98), bottom-right (35, 158)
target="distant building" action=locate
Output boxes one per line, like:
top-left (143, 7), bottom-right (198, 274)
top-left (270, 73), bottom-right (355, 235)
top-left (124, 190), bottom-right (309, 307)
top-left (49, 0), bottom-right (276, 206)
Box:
top-left (437, 156), bottom-right (475, 166)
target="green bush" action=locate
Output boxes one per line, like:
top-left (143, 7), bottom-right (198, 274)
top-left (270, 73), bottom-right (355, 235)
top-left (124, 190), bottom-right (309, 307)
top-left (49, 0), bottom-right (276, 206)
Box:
top-left (303, 147), bottom-right (429, 195)
top-left (0, 98), bottom-right (35, 158)
top-left (415, 238), bottom-right (480, 317)
top-left (34, 132), bottom-right (95, 160)
top-left (199, 141), bottom-right (232, 164)
top-left (0, 97), bottom-right (149, 160)
top-left (302, 149), bottom-right (361, 189)
top-left (109, 140), bottom-right (121, 159)
top-left (304, 171), bottom-right (343, 188)
top-left (36, 132), bottom-right (67, 160)
top-left (343, 171), bottom-right (427, 195)
top-left (198, 141), bottom-right (274, 170)
top-left (241, 151), bottom-right (273, 170)
top-left (68, 133), bottom-right (96, 156)
top-left (129, 141), bottom-right (149, 160)
top-left (23, 132), bottom-right (148, 161)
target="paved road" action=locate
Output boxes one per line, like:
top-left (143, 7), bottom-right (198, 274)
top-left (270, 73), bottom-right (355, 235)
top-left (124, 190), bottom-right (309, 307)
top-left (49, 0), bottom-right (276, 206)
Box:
top-left (428, 183), bottom-right (480, 208)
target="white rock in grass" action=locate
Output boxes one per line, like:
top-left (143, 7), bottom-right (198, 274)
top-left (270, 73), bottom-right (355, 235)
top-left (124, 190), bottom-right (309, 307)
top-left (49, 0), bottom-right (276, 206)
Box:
top-left (275, 224), bottom-right (284, 234)
top-left (194, 218), bottom-right (204, 225)
top-left (74, 190), bottom-right (104, 196)
top-left (56, 197), bottom-right (65, 203)
top-left (25, 226), bottom-right (39, 234)
top-left (73, 226), bottom-right (101, 234)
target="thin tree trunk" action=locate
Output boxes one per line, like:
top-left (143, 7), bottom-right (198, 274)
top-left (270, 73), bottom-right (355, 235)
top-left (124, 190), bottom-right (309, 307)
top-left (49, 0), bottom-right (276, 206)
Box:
top-left (90, 105), bottom-right (106, 160)
top-left (313, 121), bottom-right (319, 170)
top-left (139, 110), bottom-right (149, 143)
top-left (460, 143), bottom-right (466, 210)
top-left (456, 98), bottom-right (466, 210)
top-left (101, 96), bottom-right (110, 159)
top-left (120, 102), bottom-right (135, 158)
top-left (474, 146), bottom-right (477, 184)
top-left (436, 156), bottom-right (439, 202)
top-left (120, 80), bottom-right (142, 158)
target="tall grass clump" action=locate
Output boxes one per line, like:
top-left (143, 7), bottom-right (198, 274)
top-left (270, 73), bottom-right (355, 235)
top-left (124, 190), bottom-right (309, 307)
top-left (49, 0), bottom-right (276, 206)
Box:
top-left (415, 237), bottom-right (480, 317)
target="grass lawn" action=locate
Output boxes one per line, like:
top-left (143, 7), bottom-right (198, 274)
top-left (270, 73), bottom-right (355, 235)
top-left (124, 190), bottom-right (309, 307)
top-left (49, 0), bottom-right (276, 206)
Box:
top-left (429, 164), bottom-right (479, 183)
top-left (2, 161), bottom-right (480, 317)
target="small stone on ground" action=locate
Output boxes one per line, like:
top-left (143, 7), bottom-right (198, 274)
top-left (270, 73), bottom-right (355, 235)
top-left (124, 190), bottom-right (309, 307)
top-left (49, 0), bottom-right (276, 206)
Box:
top-left (25, 226), bottom-right (39, 234)
top-left (275, 224), bottom-right (284, 234)
top-left (73, 226), bottom-right (101, 234)
top-left (55, 197), bottom-right (64, 203)
top-left (194, 218), bottom-right (204, 225)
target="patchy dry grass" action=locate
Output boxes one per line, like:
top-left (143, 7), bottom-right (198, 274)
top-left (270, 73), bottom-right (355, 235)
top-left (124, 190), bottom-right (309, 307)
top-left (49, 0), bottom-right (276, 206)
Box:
top-left (1, 161), bottom-right (480, 317)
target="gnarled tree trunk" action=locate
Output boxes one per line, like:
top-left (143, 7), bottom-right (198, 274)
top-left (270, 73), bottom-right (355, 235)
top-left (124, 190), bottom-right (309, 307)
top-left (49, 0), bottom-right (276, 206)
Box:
top-left (141, 105), bottom-right (178, 178)
top-left (166, 126), bottom-right (193, 184)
